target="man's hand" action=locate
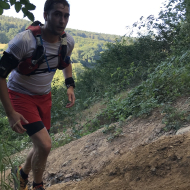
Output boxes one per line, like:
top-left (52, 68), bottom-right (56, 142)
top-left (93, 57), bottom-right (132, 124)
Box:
top-left (66, 86), bottom-right (75, 108)
top-left (8, 111), bottom-right (29, 134)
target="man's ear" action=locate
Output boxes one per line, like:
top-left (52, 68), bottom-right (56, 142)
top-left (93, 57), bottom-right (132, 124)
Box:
top-left (44, 12), bottom-right (48, 21)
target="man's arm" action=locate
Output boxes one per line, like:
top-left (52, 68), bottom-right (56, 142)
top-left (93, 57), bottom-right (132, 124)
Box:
top-left (63, 62), bottom-right (72, 79)
top-left (63, 64), bottom-right (75, 108)
top-left (0, 77), bottom-right (15, 116)
top-left (0, 77), bottom-right (28, 133)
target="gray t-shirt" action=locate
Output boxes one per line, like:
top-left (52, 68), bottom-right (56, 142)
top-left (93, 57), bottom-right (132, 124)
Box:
top-left (6, 29), bottom-right (74, 95)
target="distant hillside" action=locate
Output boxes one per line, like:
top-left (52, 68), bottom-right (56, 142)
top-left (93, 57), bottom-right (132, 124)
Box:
top-left (65, 28), bottom-right (120, 43)
top-left (0, 15), bottom-right (124, 66)
top-left (0, 15), bottom-right (31, 43)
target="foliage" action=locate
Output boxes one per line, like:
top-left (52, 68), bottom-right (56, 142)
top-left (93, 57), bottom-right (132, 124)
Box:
top-left (0, 0), bottom-right (35, 21)
top-left (99, 51), bottom-right (190, 122)
top-left (102, 123), bottom-right (124, 142)
top-left (161, 105), bottom-right (190, 131)
top-left (128, 0), bottom-right (190, 55)
top-left (71, 36), bottom-right (108, 67)
top-left (72, 63), bottom-right (85, 79)
top-left (65, 28), bottom-right (121, 43)
top-left (0, 117), bottom-right (30, 155)
top-left (73, 33), bottom-right (169, 107)
top-left (0, 144), bottom-right (15, 190)
top-left (0, 15), bottom-right (31, 44)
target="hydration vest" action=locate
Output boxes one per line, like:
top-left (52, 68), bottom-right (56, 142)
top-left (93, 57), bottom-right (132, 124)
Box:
top-left (17, 21), bottom-right (70, 75)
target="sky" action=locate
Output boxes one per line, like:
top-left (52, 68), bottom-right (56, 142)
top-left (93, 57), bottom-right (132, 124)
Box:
top-left (3, 0), bottom-right (166, 36)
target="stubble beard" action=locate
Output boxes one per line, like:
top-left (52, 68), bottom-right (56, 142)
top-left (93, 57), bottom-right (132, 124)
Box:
top-left (52, 26), bottom-right (65, 36)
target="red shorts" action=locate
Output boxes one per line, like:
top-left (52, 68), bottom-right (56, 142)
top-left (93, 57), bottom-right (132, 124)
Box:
top-left (8, 89), bottom-right (52, 130)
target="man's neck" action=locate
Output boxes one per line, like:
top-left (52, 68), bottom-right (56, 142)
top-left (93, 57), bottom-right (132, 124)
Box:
top-left (41, 26), bottom-right (60, 43)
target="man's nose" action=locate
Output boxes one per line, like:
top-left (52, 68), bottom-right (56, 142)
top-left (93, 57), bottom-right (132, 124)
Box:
top-left (60, 16), bottom-right (66, 24)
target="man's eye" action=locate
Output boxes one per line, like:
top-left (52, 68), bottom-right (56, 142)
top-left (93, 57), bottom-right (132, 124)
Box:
top-left (64, 14), bottom-right (70, 19)
top-left (55, 13), bottom-right (61, 16)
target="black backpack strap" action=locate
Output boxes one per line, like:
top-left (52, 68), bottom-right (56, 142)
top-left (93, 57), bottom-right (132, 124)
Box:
top-left (27, 22), bottom-right (45, 65)
top-left (17, 22), bottom-right (46, 75)
top-left (28, 67), bottom-right (58, 75)
top-left (58, 32), bottom-right (70, 70)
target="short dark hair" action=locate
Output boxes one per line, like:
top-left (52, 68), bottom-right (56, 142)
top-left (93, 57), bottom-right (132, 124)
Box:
top-left (44, 0), bottom-right (70, 13)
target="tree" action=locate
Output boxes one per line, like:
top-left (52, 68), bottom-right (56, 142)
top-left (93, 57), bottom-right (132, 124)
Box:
top-left (0, 32), bottom-right (9, 43)
top-left (0, 0), bottom-right (35, 21)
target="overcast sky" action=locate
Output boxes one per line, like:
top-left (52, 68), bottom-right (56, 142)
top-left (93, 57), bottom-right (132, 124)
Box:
top-left (3, 0), bottom-right (166, 36)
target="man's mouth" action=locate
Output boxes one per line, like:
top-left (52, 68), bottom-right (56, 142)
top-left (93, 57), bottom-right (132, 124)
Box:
top-left (57, 27), bottom-right (64, 30)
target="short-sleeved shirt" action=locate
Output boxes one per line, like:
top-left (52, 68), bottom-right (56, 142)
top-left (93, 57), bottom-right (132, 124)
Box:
top-left (6, 29), bottom-right (75, 95)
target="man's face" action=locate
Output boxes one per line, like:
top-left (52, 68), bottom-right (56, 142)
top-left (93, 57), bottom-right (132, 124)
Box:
top-left (44, 3), bottom-right (70, 36)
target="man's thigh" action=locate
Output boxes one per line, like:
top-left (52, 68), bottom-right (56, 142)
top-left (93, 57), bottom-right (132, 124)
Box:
top-left (8, 89), bottom-right (51, 136)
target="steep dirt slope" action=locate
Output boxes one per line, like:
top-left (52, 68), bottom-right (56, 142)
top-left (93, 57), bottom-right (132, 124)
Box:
top-left (38, 108), bottom-right (167, 189)
top-left (43, 97), bottom-right (190, 190)
top-left (47, 133), bottom-right (190, 190)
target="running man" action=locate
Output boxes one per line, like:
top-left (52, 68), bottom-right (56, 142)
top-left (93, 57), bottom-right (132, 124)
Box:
top-left (0, 0), bottom-right (75, 189)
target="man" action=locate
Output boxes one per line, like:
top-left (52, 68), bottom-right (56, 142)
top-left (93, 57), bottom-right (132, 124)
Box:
top-left (0, 0), bottom-right (75, 189)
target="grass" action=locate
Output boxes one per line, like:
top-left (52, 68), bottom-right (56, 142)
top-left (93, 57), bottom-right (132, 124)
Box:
top-left (0, 44), bottom-right (7, 55)
top-left (0, 44), bottom-right (7, 49)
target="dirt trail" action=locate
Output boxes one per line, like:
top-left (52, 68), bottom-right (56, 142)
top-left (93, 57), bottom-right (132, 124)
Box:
top-left (47, 133), bottom-right (190, 190)
top-left (42, 108), bottom-right (167, 189)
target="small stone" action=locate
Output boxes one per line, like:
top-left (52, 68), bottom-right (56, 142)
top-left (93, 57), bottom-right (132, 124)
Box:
top-left (64, 178), bottom-right (71, 182)
top-left (114, 150), bottom-right (120, 154)
top-left (48, 170), bottom-right (56, 175)
top-left (126, 115), bottom-right (132, 121)
top-left (57, 173), bottom-right (64, 178)
top-left (176, 126), bottom-right (190, 135)
top-left (62, 160), bottom-right (71, 167)
top-left (65, 173), bottom-right (73, 178)
top-left (150, 167), bottom-right (156, 172)
top-left (50, 178), bottom-right (57, 185)
top-left (62, 162), bottom-right (68, 167)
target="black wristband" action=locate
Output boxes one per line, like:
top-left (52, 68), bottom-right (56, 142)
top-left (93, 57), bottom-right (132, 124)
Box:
top-left (65, 77), bottom-right (75, 89)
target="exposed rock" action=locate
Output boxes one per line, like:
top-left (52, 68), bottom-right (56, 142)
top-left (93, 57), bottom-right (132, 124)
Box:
top-left (176, 126), bottom-right (190, 135)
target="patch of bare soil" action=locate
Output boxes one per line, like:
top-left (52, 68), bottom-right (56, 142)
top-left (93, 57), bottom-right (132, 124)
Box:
top-left (41, 108), bottom-right (166, 189)
top-left (48, 133), bottom-right (190, 190)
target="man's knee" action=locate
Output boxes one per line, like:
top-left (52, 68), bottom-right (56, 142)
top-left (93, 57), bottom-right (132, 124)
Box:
top-left (30, 126), bottom-right (52, 155)
top-left (43, 144), bottom-right (51, 155)
top-left (36, 141), bottom-right (51, 155)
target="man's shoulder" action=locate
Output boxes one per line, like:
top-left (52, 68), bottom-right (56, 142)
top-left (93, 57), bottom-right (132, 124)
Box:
top-left (66, 32), bottom-right (75, 45)
top-left (8, 30), bottom-right (35, 51)
top-left (12, 30), bottom-right (35, 43)
top-left (6, 30), bottom-right (36, 60)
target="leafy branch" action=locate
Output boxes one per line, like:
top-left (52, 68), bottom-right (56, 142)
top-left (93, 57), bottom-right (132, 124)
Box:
top-left (0, 0), bottom-right (36, 21)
